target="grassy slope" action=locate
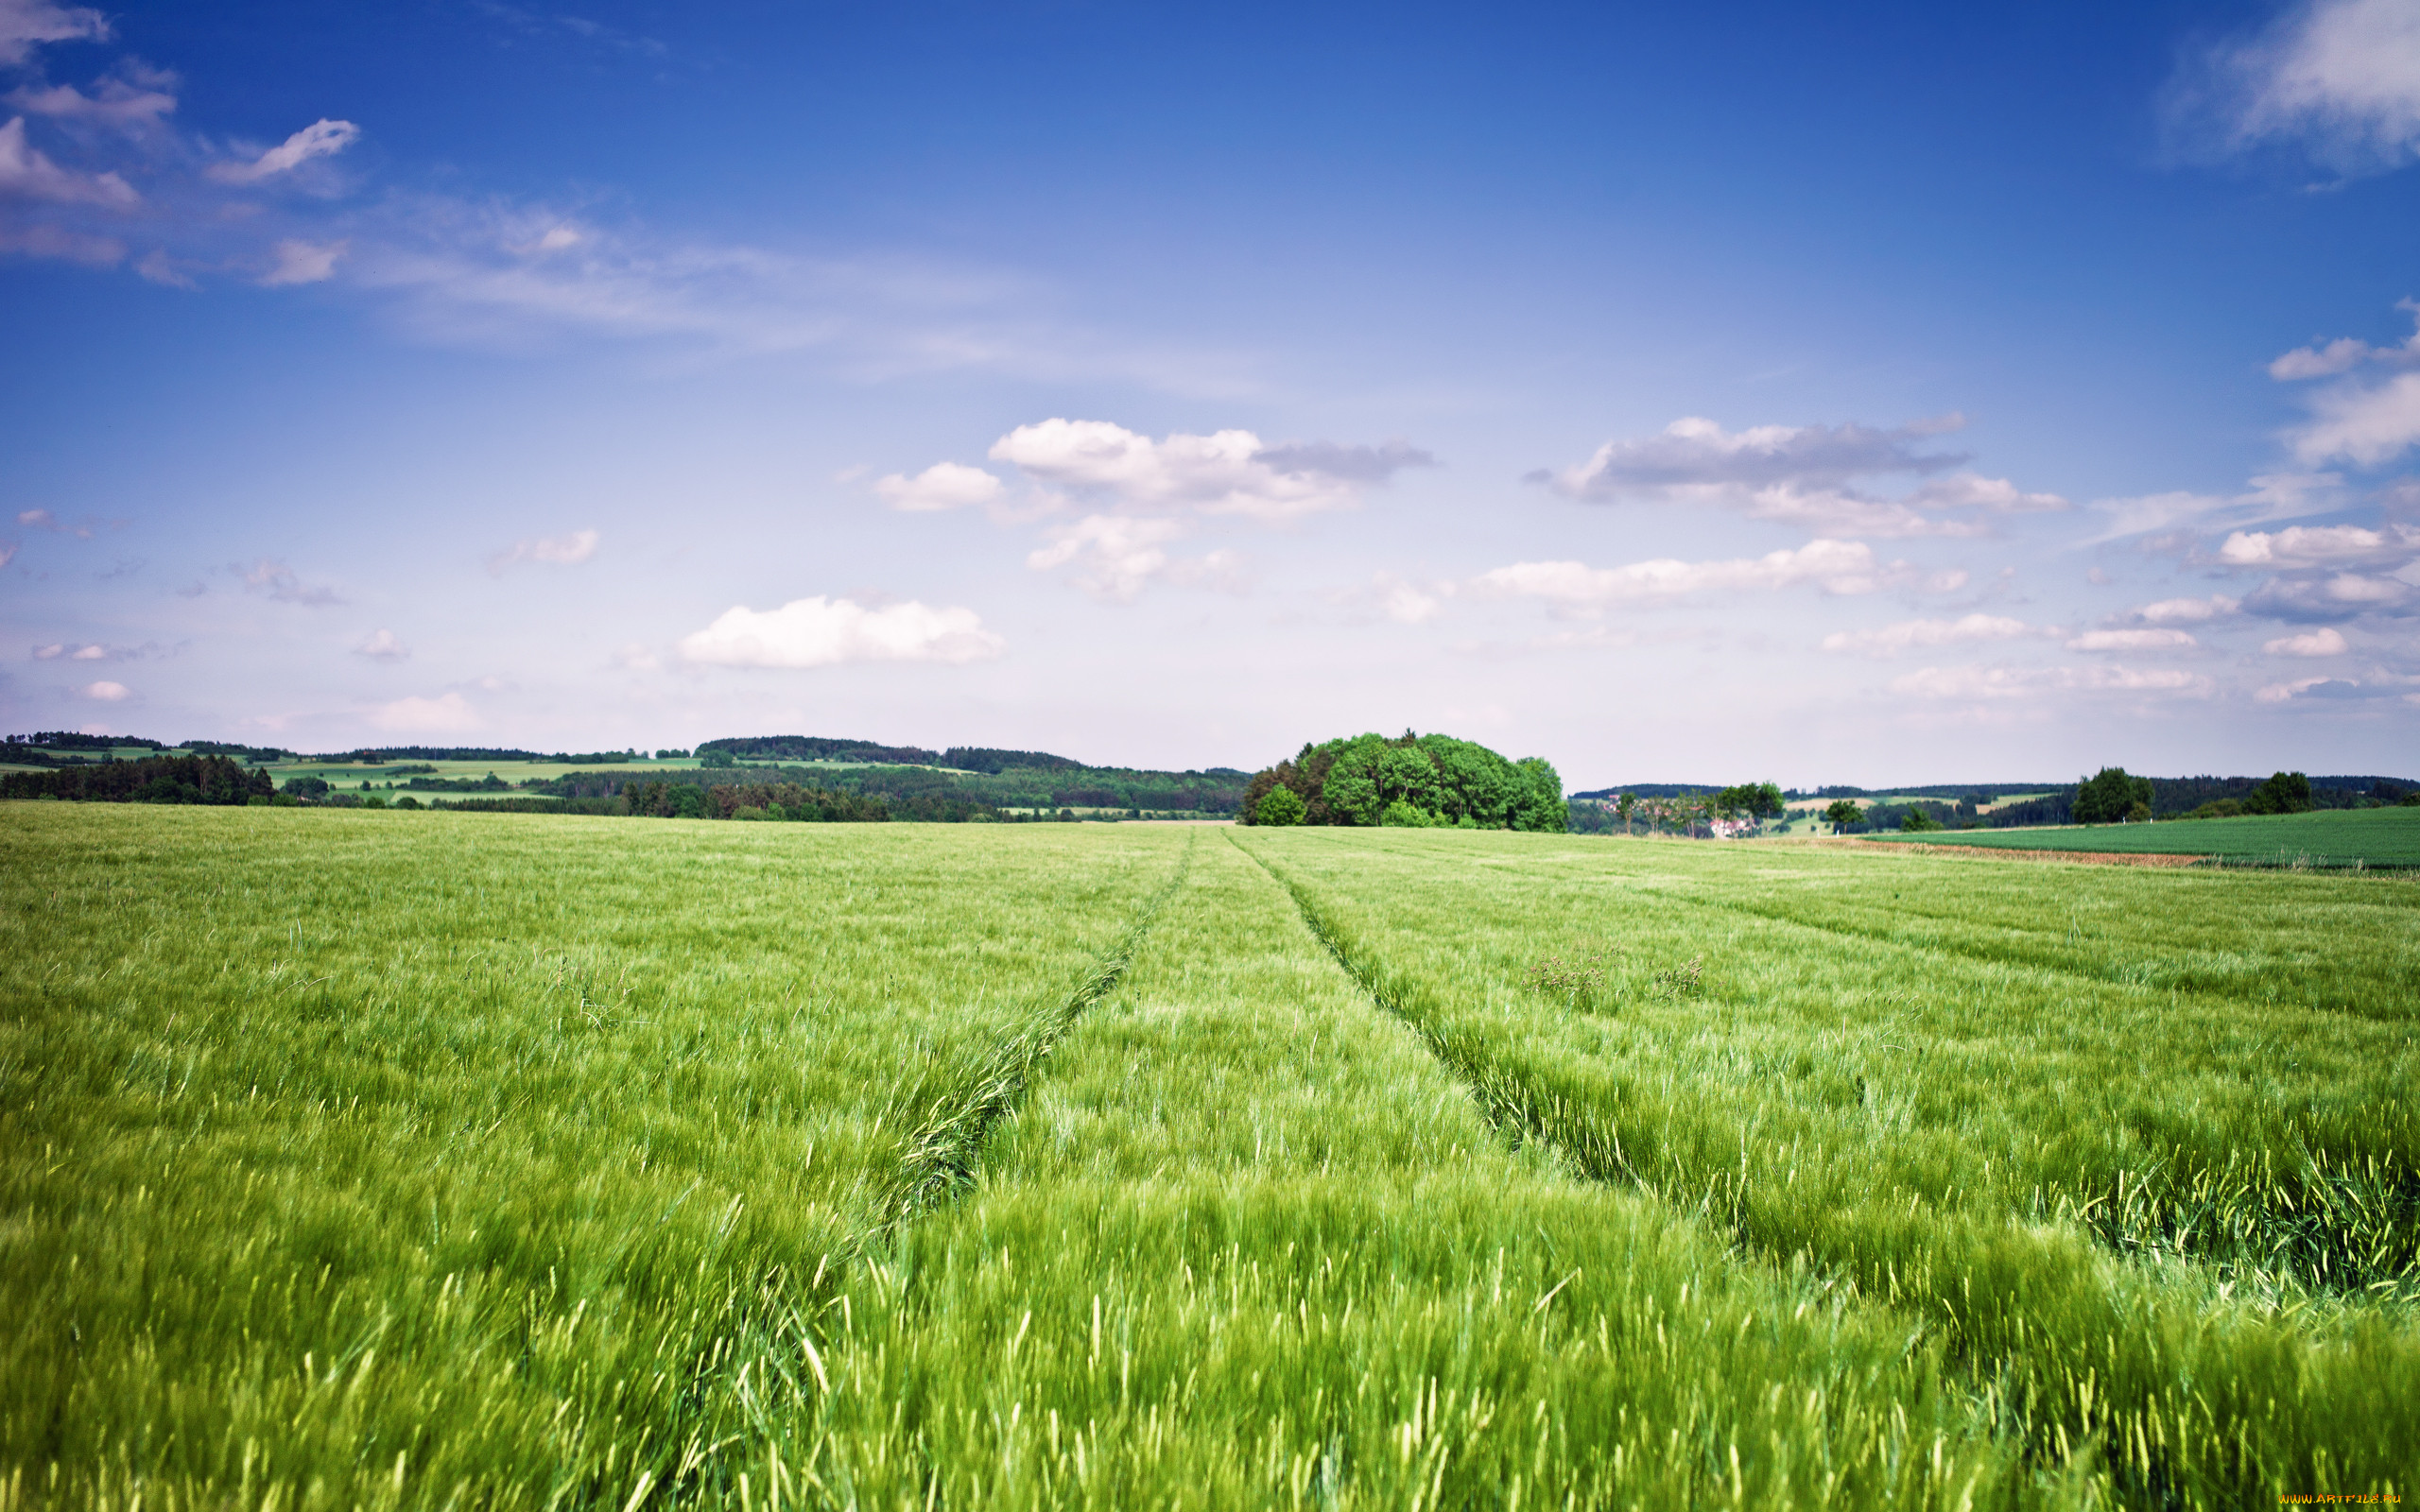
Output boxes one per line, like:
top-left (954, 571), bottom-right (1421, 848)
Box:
top-left (1866, 806), bottom-right (2420, 865)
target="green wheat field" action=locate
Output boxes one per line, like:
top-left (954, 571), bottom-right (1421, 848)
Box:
top-left (4, 805), bottom-right (2415, 1510)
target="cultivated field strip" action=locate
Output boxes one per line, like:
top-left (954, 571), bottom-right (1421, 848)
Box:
top-left (1240, 829), bottom-right (2418, 1503)
top-left (792, 835), bottom-right (2029, 1509)
top-left (0, 808), bottom-right (1181, 1512)
top-left (1624, 860), bottom-right (2420, 1022)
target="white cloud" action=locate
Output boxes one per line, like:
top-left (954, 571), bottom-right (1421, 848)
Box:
top-left (486, 528), bottom-right (599, 574)
top-left (2216, 523), bottom-right (2412, 567)
top-left (1023, 514), bottom-right (1244, 602)
top-left (2266, 626), bottom-right (2350, 656)
top-left (2246, 570), bottom-right (2416, 619)
top-left (676, 594), bottom-right (1004, 668)
top-left (1821, 613), bottom-right (2037, 658)
top-left (78, 679), bottom-right (128, 701)
top-left (2290, 369), bottom-right (2420, 466)
top-left (0, 0), bottom-right (108, 67)
top-left (1889, 663), bottom-right (2206, 700)
top-left (5, 70), bottom-right (177, 130)
top-left (987, 418), bottom-right (1417, 523)
top-left (2272, 336), bottom-right (2378, 380)
top-left (2176, 0), bottom-right (2420, 174)
top-left (2256, 676), bottom-right (2340, 702)
top-left (1531, 414), bottom-right (2064, 540)
top-left (1373, 572), bottom-right (1442, 626)
top-left (30, 643), bottom-right (60, 658)
top-left (236, 558), bottom-right (341, 606)
top-left (67, 642), bottom-right (103, 659)
top-left (1026, 514), bottom-right (1182, 602)
top-left (0, 114), bottom-right (137, 204)
top-left (259, 237), bottom-right (346, 287)
top-left (2066, 627), bottom-right (2198, 651)
top-left (1474, 538), bottom-right (1919, 611)
top-left (876, 461), bottom-right (1003, 512)
top-left (205, 118), bottom-right (359, 185)
top-left (354, 628), bottom-right (409, 661)
top-left (2124, 594), bottom-right (2240, 625)
top-left (369, 691), bottom-right (479, 733)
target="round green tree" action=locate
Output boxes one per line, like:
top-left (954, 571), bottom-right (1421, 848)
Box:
top-left (1254, 786), bottom-right (1307, 826)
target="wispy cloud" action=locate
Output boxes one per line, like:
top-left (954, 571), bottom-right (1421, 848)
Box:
top-left (354, 627), bottom-right (409, 661)
top-left (0, 0), bottom-right (109, 68)
top-left (486, 528), bottom-right (599, 574)
top-left (1888, 663), bottom-right (2207, 701)
top-left (1473, 539), bottom-right (1944, 613)
top-left (2166, 0), bottom-right (2420, 177)
top-left (1530, 414), bottom-right (2063, 539)
top-left (235, 558), bottom-right (342, 605)
top-left (987, 418), bottom-right (1426, 523)
top-left (1821, 613), bottom-right (2040, 658)
top-left (205, 118), bottom-right (360, 185)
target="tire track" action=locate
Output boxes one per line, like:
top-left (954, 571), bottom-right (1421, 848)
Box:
top-left (1236, 833), bottom-right (2420, 1506)
top-left (867, 832), bottom-right (1197, 1235)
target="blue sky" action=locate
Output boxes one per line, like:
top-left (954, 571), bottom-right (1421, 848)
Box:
top-left (4, 0), bottom-right (2417, 786)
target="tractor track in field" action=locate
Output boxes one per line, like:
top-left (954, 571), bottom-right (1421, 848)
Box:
top-left (1229, 832), bottom-right (1639, 1184)
top-left (868, 832), bottom-right (1198, 1237)
top-left (1231, 832), bottom-right (2402, 1509)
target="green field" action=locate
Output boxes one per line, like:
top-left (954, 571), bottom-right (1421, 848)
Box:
top-left (4, 807), bottom-right (2414, 1508)
top-left (1867, 805), bottom-right (2420, 867)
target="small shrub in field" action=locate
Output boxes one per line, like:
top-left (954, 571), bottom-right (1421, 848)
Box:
top-left (1254, 786), bottom-right (1306, 826)
top-left (1525, 949), bottom-right (1613, 1004)
top-left (1651, 954), bottom-right (1703, 998)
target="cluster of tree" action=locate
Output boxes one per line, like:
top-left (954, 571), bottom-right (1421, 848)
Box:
top-left (696, 735), bottom-right (941, 765)
top-left (1569, 782), bottom-right (1781, 836)
top-left (2182, 772), bottom-right (2320, 818)
top-left (1, 753), bottom-right (273, 805)
top-left (1237, 732), bottom-right (1565, 831)
top-left (399, 773), bottom-right (513, 792)
top-left (2072, 766), bottom-right (2157, 825)
top-left (941, 747), bottom-right (1084, 774)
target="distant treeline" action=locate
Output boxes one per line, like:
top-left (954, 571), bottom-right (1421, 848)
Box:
top-left (697, 735), bottom-right (940, 765)
top-left (1, 753), bottom-right (271, 805)
top-left (525, 763), bottom-right (1243, 816)
top-left (441, 781), bottom-right (980, 823)
top-left (304, 746), bottom-right (643, 765)
top-left (941, 747), bottom-right (1083, 774)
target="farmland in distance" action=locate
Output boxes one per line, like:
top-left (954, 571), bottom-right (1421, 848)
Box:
top-left (1858, 804), bottom-right (2420, 868)
top-left (3, 804), bottom-right (2414, 1509)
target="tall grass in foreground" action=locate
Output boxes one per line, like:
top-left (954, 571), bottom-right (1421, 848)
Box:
top-left (1237, 829), bottom-right (2417, 1503)
top-left (0, 806), bottom-right (1181, 1510)
top-left (796, 835), bottom-right (2047, 1509)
